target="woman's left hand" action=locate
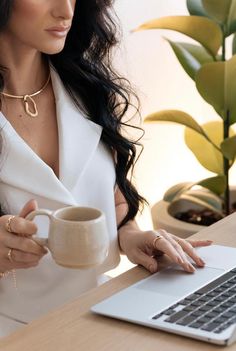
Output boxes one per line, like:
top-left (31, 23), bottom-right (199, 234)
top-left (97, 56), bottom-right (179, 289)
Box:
top-left (119, 228), bottom-right (213, 274)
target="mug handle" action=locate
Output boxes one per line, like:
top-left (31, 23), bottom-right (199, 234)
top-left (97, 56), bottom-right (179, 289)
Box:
top-left (25, 209), bottom-right (52, 248)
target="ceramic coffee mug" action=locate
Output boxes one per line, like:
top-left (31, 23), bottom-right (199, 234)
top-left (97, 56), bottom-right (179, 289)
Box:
top-left (26, 206), bottom-right (109, 268)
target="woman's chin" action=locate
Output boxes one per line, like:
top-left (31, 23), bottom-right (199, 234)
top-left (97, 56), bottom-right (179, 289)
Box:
top-left (41, 44), bottom-right (66, 55)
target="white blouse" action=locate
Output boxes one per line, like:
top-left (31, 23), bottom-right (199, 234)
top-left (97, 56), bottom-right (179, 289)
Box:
top-left (0, 67), bottom-right (120, 335)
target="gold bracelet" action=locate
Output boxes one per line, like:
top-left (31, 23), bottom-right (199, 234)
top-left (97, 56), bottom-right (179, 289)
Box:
top-left (0, 271), bottom-right (11, 278)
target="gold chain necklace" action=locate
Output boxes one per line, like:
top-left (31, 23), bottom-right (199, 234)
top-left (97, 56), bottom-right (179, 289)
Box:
top-left (0, 73), bottom-right (51, 118)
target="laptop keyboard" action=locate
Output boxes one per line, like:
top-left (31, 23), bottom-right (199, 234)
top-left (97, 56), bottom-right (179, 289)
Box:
top-left (152, 268), bottom-right (236, 334)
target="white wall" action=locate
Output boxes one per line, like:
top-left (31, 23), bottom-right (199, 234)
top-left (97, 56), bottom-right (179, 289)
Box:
top-left (113, 0), bottom-right (236, 229)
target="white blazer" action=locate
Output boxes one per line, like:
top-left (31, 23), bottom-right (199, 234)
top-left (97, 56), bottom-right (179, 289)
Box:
top-left (0, 67), bottom-right (120, 332)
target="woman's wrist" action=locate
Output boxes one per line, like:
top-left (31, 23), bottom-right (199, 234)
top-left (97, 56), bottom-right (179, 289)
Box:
top-left (118, 220), bottom-right (140, 252)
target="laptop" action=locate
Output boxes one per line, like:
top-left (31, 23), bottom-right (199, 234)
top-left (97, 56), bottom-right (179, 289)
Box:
top-left (91, 245), bottom-right (236, 346)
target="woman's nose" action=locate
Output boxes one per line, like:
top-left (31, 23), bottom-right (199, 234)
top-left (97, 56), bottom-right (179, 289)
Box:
top-left (52, 0), bottom-right (75, 20)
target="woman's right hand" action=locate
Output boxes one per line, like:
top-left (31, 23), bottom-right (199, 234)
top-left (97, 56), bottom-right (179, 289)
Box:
top-left (0, 200), bottom-right (48, 272)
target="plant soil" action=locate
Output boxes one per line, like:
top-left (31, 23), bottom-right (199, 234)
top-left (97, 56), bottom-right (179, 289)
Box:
top-left (174, 202), bottom-right (236, 226)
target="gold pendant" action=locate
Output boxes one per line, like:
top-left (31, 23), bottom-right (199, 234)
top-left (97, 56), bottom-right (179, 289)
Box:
top-left (23, 95), bottom-right (38, 117)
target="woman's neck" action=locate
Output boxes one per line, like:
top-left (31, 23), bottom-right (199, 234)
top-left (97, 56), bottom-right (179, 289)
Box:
top-left (0, 36), bottom-right (49, 95)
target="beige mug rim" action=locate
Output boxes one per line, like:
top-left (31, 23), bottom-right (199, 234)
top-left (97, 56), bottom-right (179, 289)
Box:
top-left (52, 206), bottom-right (104, 224)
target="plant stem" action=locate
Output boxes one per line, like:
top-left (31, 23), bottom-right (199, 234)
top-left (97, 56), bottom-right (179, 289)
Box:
top-left (224, 110), bottom-right (230, 215)
top-left (222, 32), bottom-right (230, 215)
top-left (222, 32), bottom-right (226, 61)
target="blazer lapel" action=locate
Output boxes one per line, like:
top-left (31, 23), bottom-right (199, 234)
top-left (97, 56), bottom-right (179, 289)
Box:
top-left (0, 117), bottom-right (77, 206)
top-left (51, 67), bottom-right (103, 192)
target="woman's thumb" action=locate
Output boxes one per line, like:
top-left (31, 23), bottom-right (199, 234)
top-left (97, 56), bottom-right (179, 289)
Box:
top-left (136, 251), bottom-right (158, 274)
top-left (19, 199), bottom-right (38, 218)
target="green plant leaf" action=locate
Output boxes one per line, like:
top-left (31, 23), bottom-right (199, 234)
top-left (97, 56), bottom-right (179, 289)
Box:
top-left (184, 121), bottom-right (224, 174)
top-left (228, 1), bottom-right (236, 34)
top-left (221, 135), bottom-right (236, 160)
top-left (163, 182), bottom-right (194, 202)
top-left (187, 0), bottom-right (208, 17)
top-left (164, 176), bottom-right (226, 204)
top-left (179, 189), bottom-right (223, 213)
top-left (134, 16), bottom-right (222, 57)
top-left (197, 175), bottom-right (226, 195)
top-left (202, 0), bottom-right (231, 23)
top-left (195, 55), bottom-right (236, 124)
top-left (145, 110), bottom-right (207, 136)
top-left (166, 40), bottom-right (213, 80)
top-left (175, 42), bottom-right (214, 65)
top-left (202, 0), bottom-right (236, 36)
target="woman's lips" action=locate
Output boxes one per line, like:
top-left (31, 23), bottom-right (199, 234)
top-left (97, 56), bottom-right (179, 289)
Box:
top-left (45, 27), bottom-right (70, 38)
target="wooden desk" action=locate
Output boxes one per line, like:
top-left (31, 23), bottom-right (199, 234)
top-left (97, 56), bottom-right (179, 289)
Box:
top-left (0, 213), bottom-right (236, 351)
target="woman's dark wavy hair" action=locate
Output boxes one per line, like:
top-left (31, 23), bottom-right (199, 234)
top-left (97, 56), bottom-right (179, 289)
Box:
top-left (0, 0), bottom-right (146, 227)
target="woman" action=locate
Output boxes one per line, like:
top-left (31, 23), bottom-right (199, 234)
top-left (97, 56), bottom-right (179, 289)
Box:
top-left (0, 0), bottom-right (211, 336)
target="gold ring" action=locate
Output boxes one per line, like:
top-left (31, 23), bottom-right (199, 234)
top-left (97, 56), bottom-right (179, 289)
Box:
top-left (7, 248), bottom-right (13, 262)
top-left (176, 238), bottom-right (182, 244)
top-left (153, 234), bottom-right (164, 249)
top-left (5, 216), bottom-right (16, 233)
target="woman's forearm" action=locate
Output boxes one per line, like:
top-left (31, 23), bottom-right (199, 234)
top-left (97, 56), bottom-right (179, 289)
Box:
top-left (114, 187), bottom-right (139, 250)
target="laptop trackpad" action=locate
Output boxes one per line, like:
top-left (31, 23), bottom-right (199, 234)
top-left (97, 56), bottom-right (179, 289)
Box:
top-left (136, 266), bottom-right (224, 297)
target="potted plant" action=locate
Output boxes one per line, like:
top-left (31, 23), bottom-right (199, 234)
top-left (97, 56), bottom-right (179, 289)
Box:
top-left (135, 0), bottom-right (236, 237)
